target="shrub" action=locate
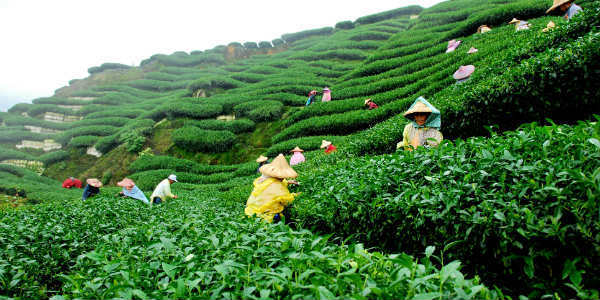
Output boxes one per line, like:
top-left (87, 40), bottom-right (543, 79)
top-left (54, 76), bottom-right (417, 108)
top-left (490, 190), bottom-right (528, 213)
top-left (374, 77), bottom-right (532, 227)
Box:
top-left (243, 42), bottom-right (258, 49)
top-left (27, 105), bottom-right (74, 117)
top-left (335, 20), bottom-right (355, 30)
top-left (38, 150), bottom-right (69, 165)
top-left (69, 135), bottom-right (99, 148)
top-left (128, 155), bottom-right (239, 175)
top-left (265, 136), bottom-right (346, 157)
top-left (354, 5), bottom-right (423, 25)
top-left (271, 38), bottom-right (285, 47)
top-left (0, 130), bottom-right (52, 143)
top-left (171, 127), bottom-right (236, 153)
top-left (57, 125), bottom-right (119, 145)
top-left (281, 27), bottom-right (334, 43)
top-left (8, 103), bottom-right (33, 114)
top-left (228, 42), bottom-right (243, 48)
top-left (85, 109), bottom-right (145, 119)
top-left (94, 135), bottom-right (119, 154)
top-left (32, 97), bottom-right (84, 105)
top-left (0, 146), bottom-right (36, 161)
top-left (233, 100), bottom-right (283, 122)
top-left (258, 41), bottom-right (272, 48)
top-left (163, 103), bottom-right (223, 120)
top-left (88, 62), bottom-right (131, 74)
top-left (184, 119), bottom-right (255, 133)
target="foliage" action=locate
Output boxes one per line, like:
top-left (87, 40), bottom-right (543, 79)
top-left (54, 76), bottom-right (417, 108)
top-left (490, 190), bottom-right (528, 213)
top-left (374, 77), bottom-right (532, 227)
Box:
top-left (88, 62), bottom-right (132, 74)
top-left (38, 150), bottom-right (69, 165)
top-left (172, 127), bottom-right (236, 153)
top-left (258, 41), bottom-right (272, 48)
top-left (68, 135), bottom-right (100, 148)
top-left (233, 100), bottom-right (283, 122)
top-left (266, 135), bottom-right (346, 157)
top-left (354, 6), bottom-right (423, 24)
top-left (243, 41), bottom-right (258, 49)
top-left (335, 20), bottom-right (355, 30)
top-left (184, 119), bottom-right (255, 133)
top-left (271, 38), bottom-right (285, 46)
top-left (128, 155), bottom-right (242, 175)
top-left (291, 121), bottom-right (600, 299)
top-left (281, 27), bottom-right (334, 43)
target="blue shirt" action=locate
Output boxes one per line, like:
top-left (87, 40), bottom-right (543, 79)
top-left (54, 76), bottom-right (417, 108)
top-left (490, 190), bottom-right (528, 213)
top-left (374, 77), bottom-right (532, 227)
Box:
top-left (565, 3), bottom-right (582, 19)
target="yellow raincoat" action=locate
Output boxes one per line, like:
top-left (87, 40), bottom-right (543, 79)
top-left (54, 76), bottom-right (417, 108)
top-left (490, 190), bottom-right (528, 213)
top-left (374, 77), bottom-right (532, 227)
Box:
top-left (245, 176), bottom-right (295, 223)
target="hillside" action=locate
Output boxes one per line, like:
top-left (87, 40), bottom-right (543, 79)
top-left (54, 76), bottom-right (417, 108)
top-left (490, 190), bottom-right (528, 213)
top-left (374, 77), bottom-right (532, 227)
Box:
top-left (1, 0), bottom-right (600, 298)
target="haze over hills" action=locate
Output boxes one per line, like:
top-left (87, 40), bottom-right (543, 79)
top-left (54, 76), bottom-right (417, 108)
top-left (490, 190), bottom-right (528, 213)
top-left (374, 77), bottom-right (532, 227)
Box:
top-left (1, 0), bottom-right (600, 298)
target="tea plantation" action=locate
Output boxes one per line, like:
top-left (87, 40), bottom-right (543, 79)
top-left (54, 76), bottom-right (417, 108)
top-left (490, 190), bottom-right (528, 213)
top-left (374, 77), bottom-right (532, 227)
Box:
top-left (1, 0), bottom-right (600, 298)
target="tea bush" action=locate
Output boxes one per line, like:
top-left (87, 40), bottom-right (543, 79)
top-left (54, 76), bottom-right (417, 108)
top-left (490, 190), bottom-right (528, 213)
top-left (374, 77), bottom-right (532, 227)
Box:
top-left (68, 135), bottom-right (99, 148)
top-left (291, 121), bottom-right (600, 299)
top-left (354, 5), bottom-right (422, 25)
top-left (184, 119), bottom-right (255, 133)
top-left (281, 27), bottom-right (334, 43)
top-left (335, 20), bottom-right (355, 30)
top-left (57, 125), bottom-right (119, 145)
top-left (171, 127), bottom-right (236, 153)
top-left (88, 62), bottom-right (131, 74)
top-left (128, 155), bottom-right (239, 175)
top-left (31, 97), bottom-right (85, 106)
top-left (38, 150), bottom-right (69, 165)
top-left (0, 130), bottom-right (52, 143)
top-left (233, 100), bottom-right (283, 120)
top-left (85, 108), bottom-right (145, 119)
top-left (265, 135), bottom-right (346, 157)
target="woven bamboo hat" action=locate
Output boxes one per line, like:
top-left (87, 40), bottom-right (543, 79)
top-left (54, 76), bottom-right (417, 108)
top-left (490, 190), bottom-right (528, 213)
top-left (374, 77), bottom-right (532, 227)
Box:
top-left (117, 178), bottom-right (135, 190)
top-left (403, 101), bottom-right (432, 117)
top-left (290, 146), bottom-right (304, 153)
top-left (364, 98), bottom-right (372, 105)
top-left (468, 47), bottom-right (479, 54)
top-left (547, 0), bottom-right (571, 13)
top-left (508, 18), bottom-right (521, 24)
top-left (259, 154), bottom-right (298, 179)
top-left (256, 155), bottom-right (268, 163)
top-left (86, 178), bottom-right (103, 188)
top-left (320, 140), bottom-right (332, 149)
top-left (477, 25), bottom-right (492, 33)
top-left (453, 65), bottom-right (475, 80)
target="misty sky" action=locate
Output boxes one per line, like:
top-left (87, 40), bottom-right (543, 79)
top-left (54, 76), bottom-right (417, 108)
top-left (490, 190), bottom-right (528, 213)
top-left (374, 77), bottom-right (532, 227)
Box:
top-left (0, 0), bottom-right (444, 112)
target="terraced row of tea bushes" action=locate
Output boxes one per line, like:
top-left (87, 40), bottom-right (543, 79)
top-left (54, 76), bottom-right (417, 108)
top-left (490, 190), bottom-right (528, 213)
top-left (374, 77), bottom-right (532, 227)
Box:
top-left (0, 129), bottom-right (52, 143)
top-left (129, 155), bottom-right (240, 175)
top-left (88, 62), bottom-right (131, 74)
top-left (146, 102), bottom-right (223, 121)
top-left (13, 104), bottom-right (76, 118)
top-left (56, 125), bottom-right (119, 145)
top-left (0, 166), bottom-right (81, 204)
top-left (84, 108), bottom-right (145, 119)
top-left (265, 135), bottom-right (346, 157)
top-left (92, 84), bottom-right (164, 98)
top-left (262, 92), bottom-right (306, 106)
top-left (184, 119), bottom-right (255, 133)
top-left (281, 27), bottom-right (334, 43)
top-left (38, 150), bottom-right (69, 165)
top-left (233, 100), bottom-right (284, 122)
top-left (291, 121), bottom-right (600, 299)
top-left (144, 71), bottom-right (205, 82)
top-left (128, 169), bottom-right (236, 190)
top-left (187, 76), bottom-right (245, 93)
top-left (171, 127), bottom-right (236, 153)
top-left (0, 146), bottom-right (36, 161)
top-left (127, 78), bottom-right (191, 92)
top-left (91, 92), bottom-right (141, 105)
top-left (290, 49), bottom-right (368, 61)
top-left (68, 135), bottom-right (99, 148)
top-left (140, 52), bottom-right (225, 67)
top-left (354, 5), bottom-right (422, 25)
top-left (31, 97), bottom-right (88, 105)
top-left (69, 117), bottom-right (131, 128)
top-left (0, 187), bottom-right (495, 299)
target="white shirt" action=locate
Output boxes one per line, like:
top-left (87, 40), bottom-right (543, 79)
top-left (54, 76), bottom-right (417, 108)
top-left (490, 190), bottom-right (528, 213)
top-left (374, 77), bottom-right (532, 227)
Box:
top-left (150, 179), bottom-right (175, 201)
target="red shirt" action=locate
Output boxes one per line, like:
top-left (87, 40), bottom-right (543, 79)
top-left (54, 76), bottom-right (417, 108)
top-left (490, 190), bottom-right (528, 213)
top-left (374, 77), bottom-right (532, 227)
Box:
top-left (367, 102), bottom-right (379, 110)
top-left (325, 144), bottom-right (337, 154)
top-left (62, 178), bottom-right (82, 189)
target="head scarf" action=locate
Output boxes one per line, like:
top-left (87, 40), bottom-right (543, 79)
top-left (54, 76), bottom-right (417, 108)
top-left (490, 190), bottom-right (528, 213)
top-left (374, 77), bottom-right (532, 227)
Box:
top-left (403, 97), bottom-right (441, 129)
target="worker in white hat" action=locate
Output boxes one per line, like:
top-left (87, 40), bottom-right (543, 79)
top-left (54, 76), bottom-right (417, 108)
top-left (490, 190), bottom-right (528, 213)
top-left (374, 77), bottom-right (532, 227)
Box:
top-left (150, 174), bottom-right (178, 205)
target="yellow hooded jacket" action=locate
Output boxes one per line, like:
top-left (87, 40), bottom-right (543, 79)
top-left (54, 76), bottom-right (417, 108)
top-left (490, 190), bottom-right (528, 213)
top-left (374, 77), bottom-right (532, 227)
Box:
top-left (245, 177), bottom-right (295, 223)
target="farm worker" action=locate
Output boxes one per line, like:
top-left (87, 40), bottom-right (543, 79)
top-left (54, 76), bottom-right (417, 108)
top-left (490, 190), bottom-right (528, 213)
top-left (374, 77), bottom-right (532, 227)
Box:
top-left (477, 25), bottom-right (492, 34)
top-left (546, 0), bottom-right (582, 20)
top-left (150, 174), bottom-right (178, 205)
top-left (364, 98), bottom-right (379, 110)
top-left (320, 140), bottom-right (337, 154)
top-left (508, 18), bottom-right (530, 31)
top-left (245, 154), bottom-right (298, 223)
top-left (306, 90), bottom-right (317, 106)
top-left (542, 21), bottom-right (556, 32)
top-left (117, 178), bottom-right (149, 204)
top-left (453, 65), bottom-right (475, 83)
top-left (289, 147), bottom-right (305, 166)
top-left (396, 96), bottom-right (443, 151)
top-left (321, 87), bottom-right (331, 102)
top-left (256, 155), bottom-right (269, 173)
top-left (82, 178), bottom-right (102, 201)
top-left (62, 177), bottom-right (82, 189)
top-left (467, 47), bottom-right (478, 54)
top-left (446, 39), bottom-right (461, 53)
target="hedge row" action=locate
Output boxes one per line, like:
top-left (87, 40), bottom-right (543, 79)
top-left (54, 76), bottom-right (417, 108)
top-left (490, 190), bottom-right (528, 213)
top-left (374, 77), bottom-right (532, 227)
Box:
top-left (57, 125), bottom-right (119, 145)
top-left (88, 62), bottom-right (131, 74)
top-left (32, 97), bottom-right (87, 106)
top-left (128, 169), bottom-right (235, 190)
top-left (94, 119), bottom-right (155, 154)
top-left (92, 92), bottom-right (140, 105)
top-left (187, 76), bottom-right (245, 93)
top-left (92, 85), bottom-right (163, 98)
top-left (0, 114), bottom-right (70, 131)
top-left (85, 109), bottom-right (145, 119)
top-left (281, 27), bottom-right (334, 43)
top-left (140, 53), bottom-right (225, 67)
top-left (38, 150), bottom-right (69, 165)
top-left (71, 117), bottom-right (131, 128)
top-left (171, 127), bottom-right (236, 153)
top-left (233, 100), bottom-right (283, 122)
top-left (0, 130), bottom-right (53, 143)
top-left (127, 79), bottom-right (190, 92)
top-left (129, 155), bottom-right (241, 175)
top-left (184, 119), bottom-right (255, 133)
top-left (354, 5), bottom-right (423, 25)
top-left (265, 135), bottom-right (346, 157)
top-left (0, 146), bottom-right (36, 161)
top-left (68, 135), bottom-right (99, 148)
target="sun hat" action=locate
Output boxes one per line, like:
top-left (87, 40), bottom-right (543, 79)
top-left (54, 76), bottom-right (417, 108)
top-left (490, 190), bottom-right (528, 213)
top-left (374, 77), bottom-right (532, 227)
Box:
top-left (403, 101), bottom-right (432, 118)
top-left (467, 47), bottom-right (479, 54)
top-left (323, 87), bottom-right (330, 92)
top-left (117, 178), bottom-right (136, 190)
top-left (542, 21), bottom-right (556, 32)
top-left (477, 25), bottom-right (492, 33)
top-left (168, 174), bottom-right (178, 182)
top-left (290, 146), bottom-right (304, 153)
top-left (453, 65), bottom-right (475, 80)
top-left (446, 39), bottom-right (461, 53)
top-left (86, 178), bottom-right (103, 188)
top-left (259, 154), bottom-right (298, 179)
top-left (320, 140), bottom-right (332, 149)
top-left (256, 155), bottom-right (268, 163)
top-left (508, 18), bottom-right (521, 24)
top-left (547, 0), bottom-right (572, 14)
top-left (364, 98), bottom-right (372, 105)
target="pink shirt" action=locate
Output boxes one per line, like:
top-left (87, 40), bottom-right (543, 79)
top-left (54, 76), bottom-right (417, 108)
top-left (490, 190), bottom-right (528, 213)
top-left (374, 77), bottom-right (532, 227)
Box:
top-left (289, 152), bottom-right (305, 166)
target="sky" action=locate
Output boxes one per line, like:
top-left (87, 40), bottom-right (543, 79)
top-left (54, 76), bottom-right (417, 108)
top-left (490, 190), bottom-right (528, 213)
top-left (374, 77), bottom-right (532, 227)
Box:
top-left (0, 0), bottom-right (445, 112)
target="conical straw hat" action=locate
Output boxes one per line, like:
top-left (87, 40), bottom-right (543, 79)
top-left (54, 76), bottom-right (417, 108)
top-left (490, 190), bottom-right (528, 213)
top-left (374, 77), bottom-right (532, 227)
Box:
top-left (468, 47), bottom-right (478, 54)
top-left (117, 178), bottom-right (135, 190)
top-left (403, 101), bottom-right (432, 117)
top-left (547, 0), bottom-right (571, 13)
top-left (259, 154), bottom-right (298, 179)
top-left (364, 98), bottom-right (372, 105)
top-left (256, 155), bottom-right (268, 163)
top-left (86, 178), bottom-right (103, 188)
top-left (508, 18), bottom-right (521, 24)
top-left (542, 21), bottom-right (556, 32)
top-left (290, 146), bottom-right (304, 153)
top-left (477, 25), bottom-right (491, 33)
top-left (453, 65), bottom-right (475, 80)
top-left (320, 140), bottom-right (332, 149)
